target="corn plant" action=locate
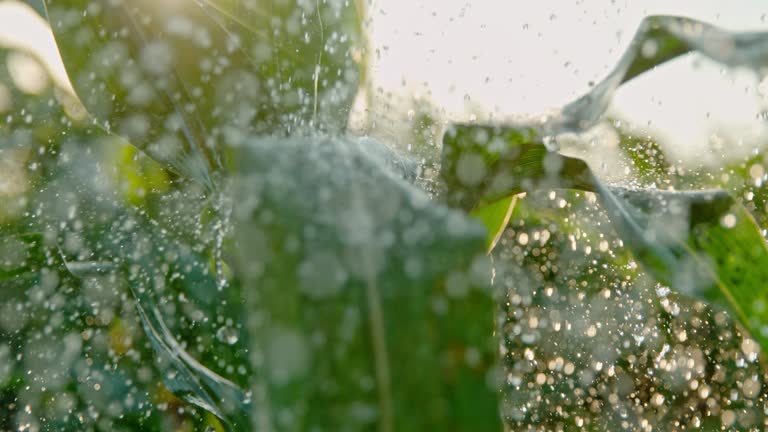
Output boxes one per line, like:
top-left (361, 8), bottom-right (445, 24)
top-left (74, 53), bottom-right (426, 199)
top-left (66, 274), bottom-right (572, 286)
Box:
top-left (2, 1), bottom-right (768, 430)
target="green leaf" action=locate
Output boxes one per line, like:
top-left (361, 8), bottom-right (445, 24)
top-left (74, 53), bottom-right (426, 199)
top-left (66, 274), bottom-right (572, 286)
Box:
top-left (43, 0), bottom-right (362, 186)
top-left (0, 36), bottom-right (250, 427)
top-left (133, 300), bottom-right (249, 429)
top-left (0, 232), bottom-right (46, 282)
top-left (605, 189), bottom-right (768, 329)
top-left (58, 209), bottom-right (251, 430)
top-left (615, 127), bottom-right (670, 181)
top-left (61, 246), bottom-right (251, 430)
top-left (469, 195), bottom-right (517, 253)
top-left (122, 234), bottom-right (250, 431)
top-left (441, 123), bottom-right (768, 354)
top-left (0, 199), bottom-right (250, 429)
top-left (233, 135), bottom-right (501, 431)
top-left (440, 124), bottom-right (594, 210)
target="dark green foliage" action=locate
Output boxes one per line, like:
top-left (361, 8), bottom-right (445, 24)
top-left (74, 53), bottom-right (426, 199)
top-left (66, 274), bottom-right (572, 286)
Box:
top-left (232, 135), bottom-right (500, 431)
top-left (616, 129), bottom-right (670, 181)
top-left (44, 0), bottom-right (361, 186)
top-left (442, 123), bottom-right (768, 354)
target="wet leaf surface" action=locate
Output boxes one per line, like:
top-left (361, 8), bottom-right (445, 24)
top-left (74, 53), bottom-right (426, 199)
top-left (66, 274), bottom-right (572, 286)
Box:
top-left (233, 135), bottom-right (501, 431)
top-left (443, 123), bottom-right (768, 355)
top-left (44, 0), bottom-right (361, 186)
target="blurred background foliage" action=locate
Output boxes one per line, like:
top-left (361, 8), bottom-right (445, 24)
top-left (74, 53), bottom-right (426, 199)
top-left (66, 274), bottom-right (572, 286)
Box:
top-left (43, 0), bottom-right (361, 186)
top-left (0, 2), bottom-right (247, 430)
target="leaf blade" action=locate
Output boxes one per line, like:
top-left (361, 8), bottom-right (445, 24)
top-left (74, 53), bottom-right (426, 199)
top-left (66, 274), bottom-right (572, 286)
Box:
top-left (43, 0), bottom-right (361, 185)
top-left (441, 123), bottom-right (768, 354)
top-left (233, 135), bottom-right (502, 431)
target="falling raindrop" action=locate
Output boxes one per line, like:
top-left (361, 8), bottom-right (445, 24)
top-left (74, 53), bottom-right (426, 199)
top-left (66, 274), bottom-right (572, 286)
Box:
top-left (217, 326), bottom-right (240, 345)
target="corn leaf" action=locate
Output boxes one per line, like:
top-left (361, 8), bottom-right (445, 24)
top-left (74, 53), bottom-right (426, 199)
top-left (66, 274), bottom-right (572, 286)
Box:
top-left (233, 135), bottom-right (501, 431)
top-left (43, 0), bottom-right (361, 186)
top-left (441, 123), bottom-right (768, 354)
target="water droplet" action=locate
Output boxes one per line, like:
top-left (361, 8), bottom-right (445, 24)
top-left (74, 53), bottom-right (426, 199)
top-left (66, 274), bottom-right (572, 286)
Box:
top-left (216, 326), bottom-right (239, 345)
top-left (721, 213), bottom-right (737, 228)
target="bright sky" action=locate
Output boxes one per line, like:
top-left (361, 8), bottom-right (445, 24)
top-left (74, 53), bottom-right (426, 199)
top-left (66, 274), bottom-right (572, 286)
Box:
top-left (367, 0), bottom-right (768, 167)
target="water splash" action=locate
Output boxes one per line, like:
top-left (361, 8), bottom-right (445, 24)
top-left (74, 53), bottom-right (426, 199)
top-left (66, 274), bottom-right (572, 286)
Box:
top-left (213, 190), bottom-right (233, 291)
